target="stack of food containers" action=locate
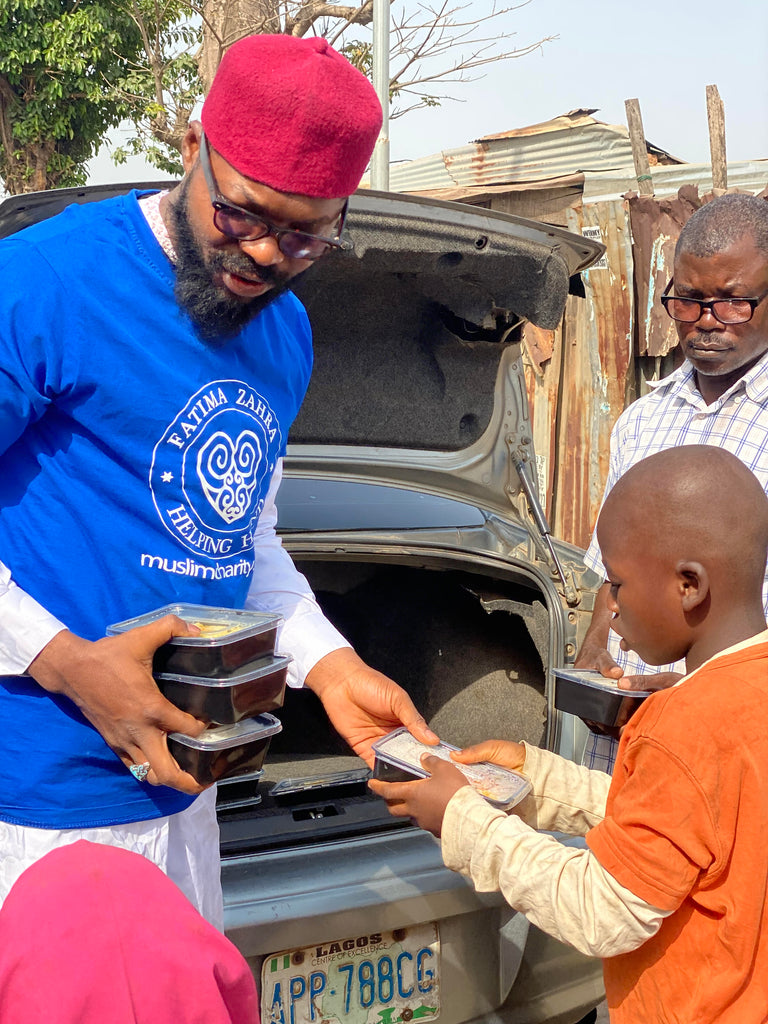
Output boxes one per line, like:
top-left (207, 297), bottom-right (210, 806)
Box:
top-left (107, 603), bottom-right (288, 785)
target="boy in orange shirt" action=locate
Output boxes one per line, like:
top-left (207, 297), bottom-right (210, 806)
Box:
top-left (371, 445), bottom-right (768, 1022)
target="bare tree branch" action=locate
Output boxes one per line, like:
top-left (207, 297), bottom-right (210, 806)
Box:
top-left (115, 0), bottom-right (555, 164)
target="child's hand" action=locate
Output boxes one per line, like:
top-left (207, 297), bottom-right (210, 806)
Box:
top-left (451, 739), bottom-right (526, 772)
top-left (369, 755), bottom-right (469, 837)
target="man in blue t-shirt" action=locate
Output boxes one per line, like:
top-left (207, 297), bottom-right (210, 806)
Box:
top-left (0, 34), bottom-right (437, 925)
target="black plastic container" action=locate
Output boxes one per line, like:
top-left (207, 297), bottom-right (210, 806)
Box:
top-left (107, 604), bottom-right (282, 677)
top-left (553, 668), bottom-right (652, 727)
top-left (168, 713), bottom-right (282, 785)
top-left (154, 655), bottom-right (290, 725)
top-left (216, 771), bottom-right (264, 811)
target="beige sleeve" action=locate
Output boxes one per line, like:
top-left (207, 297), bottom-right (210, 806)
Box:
top-left (512, 743), bottom-right (611, 835)
top-left (441, 786), bottom-right (671, 959)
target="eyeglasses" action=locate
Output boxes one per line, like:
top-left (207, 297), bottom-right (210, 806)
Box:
top-left (198, 133), bottom-right (349, 260)
top-left (660, 278), bottom-right (768, 325)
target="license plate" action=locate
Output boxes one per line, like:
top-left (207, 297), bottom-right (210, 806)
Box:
top-left (261, 922), bottom-right (440, 1024)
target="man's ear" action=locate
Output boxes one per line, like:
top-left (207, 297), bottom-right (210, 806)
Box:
top-left (180, 120), bottom-right (203, 174)
top-left (676, 560), bottom-right (709, 612)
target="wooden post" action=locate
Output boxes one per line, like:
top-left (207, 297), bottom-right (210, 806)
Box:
top-left (706, 84), bottom-right (727, 191)
top-left (624, 98), bottom-right (654, 196)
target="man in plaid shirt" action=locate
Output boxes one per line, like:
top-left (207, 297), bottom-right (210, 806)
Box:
top-left (577, 192), bottom-right (768, 772)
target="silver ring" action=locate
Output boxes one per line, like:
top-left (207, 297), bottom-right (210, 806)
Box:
top-left (129, 761), bottom-right (151, 782)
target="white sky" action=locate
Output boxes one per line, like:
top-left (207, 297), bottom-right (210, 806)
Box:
top-left (87, 0), bottom-right (768, 184)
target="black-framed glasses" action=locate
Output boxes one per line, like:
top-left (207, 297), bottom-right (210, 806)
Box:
top-left (660, 278), bottom-right (768, 325)
top-left (198, 133), bottom-right (349, 260)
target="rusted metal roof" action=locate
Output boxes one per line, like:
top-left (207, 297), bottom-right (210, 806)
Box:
top-left (388, 110), bottom-right (682, 195)
top-left (400, 173), bottom-right (585, 206)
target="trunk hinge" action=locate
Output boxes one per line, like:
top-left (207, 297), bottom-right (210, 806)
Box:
top-left (507, 444), bottom-right (581, 607)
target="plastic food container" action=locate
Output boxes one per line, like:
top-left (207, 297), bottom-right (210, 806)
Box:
top-left (553, 667), bottom-right (653, 727)
top-left (216, 770), bottom-right (264, 811)
top-left (154, 654), bottom-right (291, 725)
top-left (371, 727), bottom-right (531, 809)
top-left (107, 604), bottom-right (282, 677)
top-left (269, 768), bottom-right (371, 804)
top-left (168, 713), bottom-right (282, 785)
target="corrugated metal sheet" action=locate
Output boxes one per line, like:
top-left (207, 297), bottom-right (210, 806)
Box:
top-left (390, 118), bottom-right (644, 194)
top-left (401, 172), bottom-right (585, 206)
top-left (386, 110), bottom-right (685, 197)
top-left (477, 109), bottom-right (683, 163)
top-left (627, 187), bottom-right (702, 358)
top-left (523, 200), bottom-right (634, 550)
top-left (582, 159), bottom-right (768, 203)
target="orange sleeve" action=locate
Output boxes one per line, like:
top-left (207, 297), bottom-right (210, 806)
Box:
top-left (586, 735), bottom-right (720, 911)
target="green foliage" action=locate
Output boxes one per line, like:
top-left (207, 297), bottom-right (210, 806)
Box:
top-left (341, 39), bottom-right (373, 77)
top-left (341, 38), bottom-right (409, 107)
top-left (0, 0), bottom-right (147, 191)
top-left (111, 10), bottom-right (202, 177)
top-left (112, 139), bottom-right (184, 177)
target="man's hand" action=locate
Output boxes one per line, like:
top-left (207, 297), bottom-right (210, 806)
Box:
top-left (28, 616), bottom-right (209, 794)
top-left (617, 672), bottom-right (683, 692)
top-left (581, 671), bottom-right (684, 738)
top-left (304, 648), bottom-right (438, 767)
top-left (369, 755), bottom-right (469, 837)
top-left (573, 582), bottom-right (623, 681)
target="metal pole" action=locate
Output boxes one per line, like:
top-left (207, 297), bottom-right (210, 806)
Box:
top-left (371, 0), bottom-right (390, 190)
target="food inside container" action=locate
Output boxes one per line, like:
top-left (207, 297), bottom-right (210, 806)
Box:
top-left (553, 667), bottom-right (653, 727)
top-left (371, 727), bottom-right (531, 809)
top-left (168, 713), bottom-right (282, 785)
top-left (106, 604), bottom-right (282, 677)
top-left (154, 654), bottom-right (291, 725)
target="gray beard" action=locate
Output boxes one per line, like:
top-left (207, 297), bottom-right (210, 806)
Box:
top-left (166, 182), bottom-right (294, 345)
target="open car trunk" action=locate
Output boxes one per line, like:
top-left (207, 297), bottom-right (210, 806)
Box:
top-left (215, 191), bottom-right (603, 855)
top-left (218, 556), bottom-right (551, 853)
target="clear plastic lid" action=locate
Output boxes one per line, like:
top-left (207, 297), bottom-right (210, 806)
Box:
top-left (372, 727), bottom-right (531, 809)
top-left (106, 604), bottom-right (282, 647)
top-left (553, 667), bottom-right (653, 697)
top-left (168, 713), bottom-right (282, 749)
top-left (154, 654), bottom-right (292, 688)
top-left (269, 767), bottom-right (371, 797)
top-left (217, 769), bottom-right (264, 787)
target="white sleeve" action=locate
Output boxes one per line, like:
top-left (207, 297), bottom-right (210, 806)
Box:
top-left (441, 786), bottom-right (672, 959)
top-left (514, 743), bottom-right (612, 834)
top-left (0, 563), bottom-right (67, 673)
top-left (244, 459), bottom-right (351, 687)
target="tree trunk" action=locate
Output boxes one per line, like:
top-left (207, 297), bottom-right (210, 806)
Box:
top-left (199, 0), bottom-right (283, 93)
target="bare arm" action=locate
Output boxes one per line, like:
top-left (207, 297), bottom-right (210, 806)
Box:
top-left (574, 582), bottom-right (622, 678)
top-left (305, 647), bottom-right (438, 767)
top-left (28, 618), bottom-right (209, 794)
top-left (247, 463), bottom-right (439, 764)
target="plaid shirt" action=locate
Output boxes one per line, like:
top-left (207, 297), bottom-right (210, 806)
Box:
top-left (582, 350), bottom-right (768, 771)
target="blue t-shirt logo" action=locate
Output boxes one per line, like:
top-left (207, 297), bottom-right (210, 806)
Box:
top-left (150, 379), bottom-right (282, 560)
top-left (198, 428), bottom-right (263, 524)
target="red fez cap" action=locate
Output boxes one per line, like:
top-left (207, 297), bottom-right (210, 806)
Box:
top-left (201, 34), bottom-right (383, 199)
